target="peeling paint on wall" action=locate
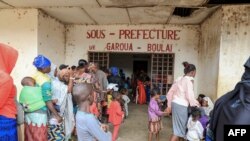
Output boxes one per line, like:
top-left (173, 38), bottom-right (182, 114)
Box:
top-left (0, 9), bottom-right (38, 97)
top-left (38, 10), bottom-right (65, 66)
top-left (217, 5), bottom-right (250, 98)
top-left (199, 8), bottom-right (222, 101)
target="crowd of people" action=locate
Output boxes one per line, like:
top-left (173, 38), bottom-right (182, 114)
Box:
top-left (1, 43), bottom-right (250, 141)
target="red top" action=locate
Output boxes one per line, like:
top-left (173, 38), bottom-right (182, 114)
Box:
top-left (0, 43), bottom-right (18, 118)
top-left (108, 101), bottom-right (124, 125)
top-left (90, 102), bottom-right (99, 117)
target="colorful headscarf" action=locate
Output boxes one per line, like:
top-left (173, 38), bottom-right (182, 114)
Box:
top-left (33, 55), bottom-right (51, 69)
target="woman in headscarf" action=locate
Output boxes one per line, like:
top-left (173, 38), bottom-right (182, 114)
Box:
top-left (0, 43), bottom-right (18, 141)
top-left (201, 97), bottom-right (214, 117)
top-left (137, 76), bottom-right (146, 105)
top-left (207, 57), bottom-right (250, 141)
top-left (31, 55), bottom-right (62, 141)
top-left (50, 65), bottom-right (74, 141)
top-left (166, 62), bottom-right (200, 141)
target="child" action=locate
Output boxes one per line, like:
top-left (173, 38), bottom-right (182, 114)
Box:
top-left (186, 108), bottom-right (204, 141)
top-left (108, 92), bottom-right (124, 141)
top-left (19, 77), bottom-right (46, 112)
top-left (148, 88), bottom-right (167, 141)
top-left (120, 88), bottom-right (130, 118)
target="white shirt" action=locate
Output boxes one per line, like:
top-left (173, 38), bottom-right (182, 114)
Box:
top-left (186, 117), bottom-right (204, 141)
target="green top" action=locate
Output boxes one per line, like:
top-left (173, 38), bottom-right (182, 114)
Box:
top-left (19, 86), bottom-right (46, 112)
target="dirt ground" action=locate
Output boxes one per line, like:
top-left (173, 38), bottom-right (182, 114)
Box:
top-left (72, 103), bottom-right (173, 141)
top-left (116, 103), bottom-right (173, 141)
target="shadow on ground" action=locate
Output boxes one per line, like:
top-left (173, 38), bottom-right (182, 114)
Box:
top-left (118, 103), bottom-right (173, 141)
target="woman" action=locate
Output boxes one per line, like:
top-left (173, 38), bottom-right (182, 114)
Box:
top-left (201, 97), bottom-right (214, 117)
top-left (0, 43), bottom-right (18, 141)
top-left (50, 65), bottom-right (74, 141)
top-left (166, 62), bottom-right (200, 141)
top-left (25, 55), bottom-right (61, 141)
top-left (137, 79), bottom-right (146, 104)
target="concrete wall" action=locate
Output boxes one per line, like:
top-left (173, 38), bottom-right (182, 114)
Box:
top-left (199, 8), bottom-right (222, 100)
top-left (38, 10), bottom-right (65, 66)
top-left (0, 9), bottom-right (38, 96)
top-left (65, 24), bottom-right (200, 94)
top-left (217, 5), bottom-right (250, 98)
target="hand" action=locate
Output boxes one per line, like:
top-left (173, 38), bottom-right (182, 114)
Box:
top-left (165, 107), bottom-right (171, 115)
top-left (162, 112), bottom-right (169, 116)
top-left (52, 99), bottom-right (58, 104)
top-left (55, 115), bottom-right (63, 123)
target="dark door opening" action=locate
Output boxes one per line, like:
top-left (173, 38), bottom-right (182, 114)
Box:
top-left (133, 61), bottom-right (148, 74)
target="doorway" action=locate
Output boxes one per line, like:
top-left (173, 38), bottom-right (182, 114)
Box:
top-left (133, 61), bottom-right (148, 74)
top-left (88, 52), bottom-right (175, 94)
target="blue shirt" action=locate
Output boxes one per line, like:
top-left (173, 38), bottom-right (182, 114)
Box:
top-left (76, 111), bottom-right (111, 141)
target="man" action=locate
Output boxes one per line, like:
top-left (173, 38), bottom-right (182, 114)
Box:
top-left (208, 57), bottom-right (250, 141)
top-left (73, 83), bottom-right (111, 141)
top-left (49, 64), bottom-right (74, 141)
top-left (89, 63), bottom-right (108, 92)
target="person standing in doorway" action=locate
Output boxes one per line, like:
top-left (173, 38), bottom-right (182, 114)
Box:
top-left (166, 62), bottom-right (200, 141)
top-left (0, 43), bottom-right (18, 141)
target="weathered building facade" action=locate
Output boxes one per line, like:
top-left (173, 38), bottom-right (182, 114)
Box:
top-left (0, 1), bottom-right (249, 100)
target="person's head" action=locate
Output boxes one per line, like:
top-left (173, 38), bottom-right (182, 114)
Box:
top-left (78, 59), bottom-right (88, 67)
top-left (88, 62), bottom-right (98, 73)
top-left (150, 88), bottom-right (161, 100)
top-left (110, 67), bottom-right (119, 76)
top-left (73, 83), bottom-right (94, 105)
top-left (21, 77), bottom-right (36, 86)
top-left (202, 99), bottom-right (208, 107)
top-left (191, 108), bottom-right (201, 121)
top-left (120, 88), bottom-right (128, 95)
top-left (182, 61), bottom-right (196, 77)
top-left (0, 43), bottom-right (18, 74)
top-left (33, 55), bottom-right (51, 73)
top-left (197, 94), bottom-right (205, 104)
top-left (58, 64), bottom-right (70, 84)
top-left (103, 68), bottom-right (111, 77)
top-left (71, 65), bottom-right (76, 71)
top-left (241, 57), bottom-right (250, 81)
top-left (112, 91), bottom-right (121, 101)
top-left (202, 97), bottom-right (214, 108)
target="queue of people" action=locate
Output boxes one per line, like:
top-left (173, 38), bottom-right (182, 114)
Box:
top-left (1, 43), bottom-right (250, 141)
